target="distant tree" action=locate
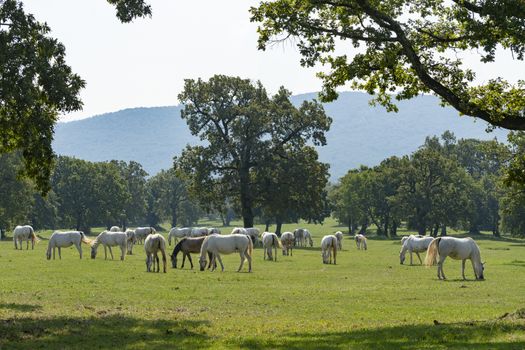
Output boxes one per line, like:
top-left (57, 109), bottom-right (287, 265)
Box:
top-left (0, 152), bottom-right (33, 233)
top-left (106, 0), bottom-right (151, 22)
top-left (147, 169), bottom-right (198, 228)
top-left (176, 75), bottom-right (331, 227)
top-left (251, 0), bottom-right (525, 130)
top-left (257, 145), bottom-right (330, 235)
top-left (111, 160), bottom-right (148, 229)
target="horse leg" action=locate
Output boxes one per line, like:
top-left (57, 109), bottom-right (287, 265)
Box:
top-left (53, 247), bottom-right (55, 260)
top-left (216, 254), bottom-right (225, 272)
top-left (155, 253), bottom-right (160, 272)
top-left (210, 254), bottom-right (217, 272)
top-left (76, 243), bottom-right (82, 259)
top-left (438, 256), bottom-right (447, 280)
top-left (274, 247), bottom-right (277, 262)
top-left (409, 250), bottom-right (413, 265)
top-left (108, 246), bottom-right (114, 260)
top-left (104, 246), bottom-right (107, 260)
top-left (237, 252), bottom-right (245, 272)
top-left (462, 259), bottom-right (466, 280)
top-left (416, 252), bottom-right (422, 265)
top-left (58, 247), bottom-right (62, 260)
top-left (188, 253), bottom-right (194, 269)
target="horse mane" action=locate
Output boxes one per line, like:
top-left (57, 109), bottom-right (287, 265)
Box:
top-left (172, 237), bottom-right (186, 257)
top-left (199, 235), bottom-right (210, 259)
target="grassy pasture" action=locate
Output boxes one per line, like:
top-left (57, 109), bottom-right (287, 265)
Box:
top-left (1, 220), bottom-right (525, 349)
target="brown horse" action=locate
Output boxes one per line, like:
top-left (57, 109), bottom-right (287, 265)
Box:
top-left (170, 237), bottom-right (213, 269)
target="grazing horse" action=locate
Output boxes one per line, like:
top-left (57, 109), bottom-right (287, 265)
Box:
top-left (170, 237), bottom-right (214, 269)
top-left (191, 227), bottom-right (209, 237)
top-left (400, 235), bottom-right (424, 245)
top-left (355, 234), bottom-right (368, 250)
top-left (144, 233), bottom-right (167, 273)
top-left (294, 228), bottom-right (305, 247)
top-left (134, 227), bottom-right (156, 244)
top-left (199, 234), bottom-right (253, 272)
top-left (303, 229), bottom-right (314, 247)
top-left (281, 231), bottom-right (295, 256)
top-left (90, 231), bottom-right (128, 261)
top-left (261, 232), bottom-right (281, 261)
top-left (400, 235), bottom-right (434, 265)
top-left (425, 237), bottom-right (485, 280)
top-left (13, 225), bottom-right (38, 250)
top-left (168, 227), bottom-right (192, 246)
top-left (321, 235), bottom-right (338, 264)
top-left (109, 226), bottom-right (120, 232)
top-left (334, 231), bottom-right (343, 250)
top-left (46, 231), bottom-right (91, 260)
top-left (231, 227), bottom-right (260, 246)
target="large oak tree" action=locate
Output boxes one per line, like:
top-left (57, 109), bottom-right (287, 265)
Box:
top-left (250, 0), bottom-right (525, 130)
top-left (176, 75), bottom-right (331, 228)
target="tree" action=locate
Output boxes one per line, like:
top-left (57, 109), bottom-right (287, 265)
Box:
top-left (257, 145), bottom-right (330, 235)
top-left (176, 75), bottom-right (331, 227)
top-left (0, 152), bottom-right (33, 233)
top-left (0, 0), bottom-right (150, 192)
top-left (111, 160), bottom-right (148, 229)
top-left (0, 0), bottom-right (85, 192)
top-left (147, 169), bottom-right (199, 228)
top-left (251, 0), bottom-right (525, 130)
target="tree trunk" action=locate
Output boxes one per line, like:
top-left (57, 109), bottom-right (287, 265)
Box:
top-left (432, 224), bottom-right (439, 237)
top-left (265, 220), bottom-right (271, 232)
top-left (469, 225), bottom-right (480, 235)
top-left (359, 223), bottom-right (368, 235)
top-left (417, 225), bottom-right (426, 236)
top-left (275, 220), bottom-right (283, 237)
top-left (390, 220), bottom-right (398, 237)
top-left (171, 211), bottom-right (177, 228)
top-left (492, 215), bottom-right (500, 237)
top-left (384, 214), bottom-right (390, 238)
top-left (239, 167), bottom-right (254, 228)
top-left (440, 225), bottom-right (447, 236)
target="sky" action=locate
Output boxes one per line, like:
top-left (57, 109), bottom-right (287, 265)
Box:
top-left (22, 0), bottom-right (524, 122)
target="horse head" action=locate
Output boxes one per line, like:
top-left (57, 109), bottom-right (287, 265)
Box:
top-left (90, 245), bottom-right (97, 259)
top-left (199, 255), bottom-right (207, 271)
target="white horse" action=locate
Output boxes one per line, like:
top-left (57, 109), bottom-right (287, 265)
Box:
top-left (168, 227), bottom-right (192, 245)
top-left (91, 231), bottom-right (128, 260)
top-left (125, 229), bottom-right (136, 255)
top-left (13, 225), bottom-right (38, 250)
top-left (208, 227), bottom-right (221, 235)
top-left (425, 237), bottom-right (485, 280)
top-left (191, 227), bottom-right (209, 237)
top-left (109, 226), bottom-right (120, 232)
top-left (294, 228), bottom-right (305, 247)
top-left (400, 235), bottom-right (423, 245)
top-left (261, 232), bottom-right (281, 261)
top-left (321, 235), bottom-right (338, 264)
top-left (46, 231), bottom-right (91, 260)
top-left (199, 234), bottom-right (253, 272)
top-left (400, 235), bottom-right (434, 265)
top-left (134, 227), bottom-right (156, 244)
top-left (231, 227), bottom-right (260, 246)
top-left (334, 231), bottom-right (343, 250)
top-left (355, 234), bottom-right (368, 250)
top-left (303, 229), bottom-right (314, 247)
top-left (281, 231), bottom-right (295, 256)
top-left (144, 233), bottom-right (167, 273)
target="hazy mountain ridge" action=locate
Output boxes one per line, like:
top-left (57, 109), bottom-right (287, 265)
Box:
top-left (53, 92), bottom-right (508, 179)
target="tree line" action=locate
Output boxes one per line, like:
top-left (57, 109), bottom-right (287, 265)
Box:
top-left (329, 131), bottom-right (525, 237)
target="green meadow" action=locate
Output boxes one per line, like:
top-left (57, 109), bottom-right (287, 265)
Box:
top-left (1, 219), bottom-right (525, 349)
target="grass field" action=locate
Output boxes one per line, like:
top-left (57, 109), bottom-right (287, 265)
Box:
top-left (1, 219), bottom-right (525, 349)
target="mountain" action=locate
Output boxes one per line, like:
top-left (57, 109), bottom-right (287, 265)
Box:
top-left (53, 91), bottom-right (508, 180)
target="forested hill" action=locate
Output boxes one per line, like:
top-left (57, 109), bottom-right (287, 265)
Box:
top-left (53, 91), bottom-right (508, 179)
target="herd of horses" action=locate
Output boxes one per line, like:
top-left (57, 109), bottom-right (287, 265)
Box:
top-left (11, 224), bottom-right (485, 280)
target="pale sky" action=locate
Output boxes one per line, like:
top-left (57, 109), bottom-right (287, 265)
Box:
top-left (22, 0), bottom-right (524, 121)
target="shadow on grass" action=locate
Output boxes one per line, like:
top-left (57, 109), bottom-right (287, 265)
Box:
top-left (505, 260), bottom-right (525, 267)
top-left (0, 314), bottom-right (210, 349)
top-left (0, 303), bottom-right (42, 312)
top-left (234, 321), bottom-right (525, 350)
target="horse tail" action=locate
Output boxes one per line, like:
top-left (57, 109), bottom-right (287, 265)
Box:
top-left (246, 234), bottom-right (253, 258)
top-left (424, 237), bottom-right (440, 266)
top-left (200, 236), bottom-right (210, 259)
top-left (276, 235), bottom-right (282, 249)
top-left (29, 227), bottom-right (39, 243)
top-left (80, 231), bottom-right (92, 245)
